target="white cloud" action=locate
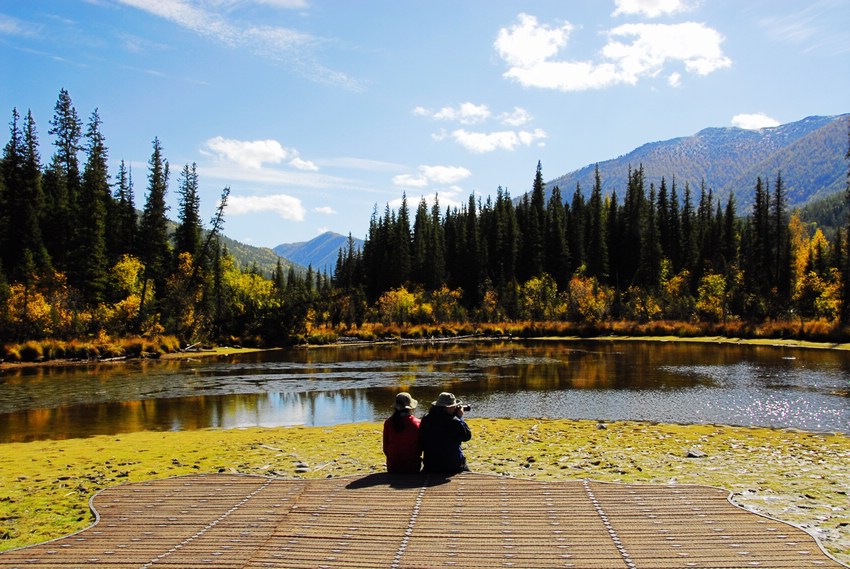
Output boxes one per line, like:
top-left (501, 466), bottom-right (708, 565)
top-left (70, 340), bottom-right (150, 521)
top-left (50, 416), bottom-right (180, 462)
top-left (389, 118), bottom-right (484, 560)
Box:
top-left (390, 186), bottom-right (466, 211)
top-left (451, 128), bottom-right (547, 154)
top-left (433, 102), bottom-right (492, 124)
top-left (419, 165), bottom-right (471, 185)
top-left (290, 157), bottom-right (319, 171)
top-left (612, 0), bottom-right (690, 18)
top-left (393, 173), bottom-right (429, 188)
top-left (115, 0), bottom-right (360, 90)
top-left (318, 157), bottom-right (404, 171)
top-left (498, 107), bottom-right (533, 127)
top-left (393, 165), bottom-right (472, 188)
top-left (667, 71), bottom-right (681, 87)
top-left (731, 113), bottom-right (780, 130)
top-left (495, 13), bottom-right (573, 70)
top-left (757, 3), bottom-right (850, 56)
top-left (314, 206), bottom-right (336, 214)
top-left (416, 103), bottom-right (542, 153)
top-left (227, 194), bottom-right (306, 221)
top-left (203, 136), bottom-right (289, 169)
top-left (495, 14), bottom-right (730, 91)
top-left (0, 14), bottom-right (39, 37)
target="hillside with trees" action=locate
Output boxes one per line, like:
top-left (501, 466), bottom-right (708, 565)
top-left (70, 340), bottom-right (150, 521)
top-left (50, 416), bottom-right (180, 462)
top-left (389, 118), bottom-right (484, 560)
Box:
top-left (2, 90), bottom-right (850, 359)
top-left (547, 115), bottom-right (849, 213)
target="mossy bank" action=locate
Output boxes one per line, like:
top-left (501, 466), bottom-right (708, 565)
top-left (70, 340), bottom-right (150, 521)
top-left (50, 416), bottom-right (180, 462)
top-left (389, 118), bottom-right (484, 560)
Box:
top-left (0, 419), bottom-right (848, 565)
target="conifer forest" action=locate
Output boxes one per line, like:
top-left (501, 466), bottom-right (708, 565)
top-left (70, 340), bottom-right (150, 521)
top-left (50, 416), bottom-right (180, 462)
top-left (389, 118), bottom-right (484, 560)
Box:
top-left (2, 90), bottom-right (850, 356)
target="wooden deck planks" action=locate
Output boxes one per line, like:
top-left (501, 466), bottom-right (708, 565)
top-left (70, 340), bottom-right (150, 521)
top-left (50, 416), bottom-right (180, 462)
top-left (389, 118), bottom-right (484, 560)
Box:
top-left (0, 472), bottom-right (844, 568)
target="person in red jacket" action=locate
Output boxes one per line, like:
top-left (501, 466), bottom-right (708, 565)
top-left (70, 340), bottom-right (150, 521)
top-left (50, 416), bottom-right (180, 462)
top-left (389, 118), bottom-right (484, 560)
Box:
top-left (383, 392), bottom-right (422, 473)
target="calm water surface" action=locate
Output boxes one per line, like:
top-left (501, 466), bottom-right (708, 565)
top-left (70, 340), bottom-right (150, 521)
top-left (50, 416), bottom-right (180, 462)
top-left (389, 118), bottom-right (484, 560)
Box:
top-left (1, 339), bottom-right (848, 441)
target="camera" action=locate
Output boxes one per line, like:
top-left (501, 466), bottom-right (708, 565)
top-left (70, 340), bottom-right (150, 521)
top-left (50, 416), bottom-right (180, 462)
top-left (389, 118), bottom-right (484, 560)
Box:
top-left (458, 403), bottom-right (471, 412)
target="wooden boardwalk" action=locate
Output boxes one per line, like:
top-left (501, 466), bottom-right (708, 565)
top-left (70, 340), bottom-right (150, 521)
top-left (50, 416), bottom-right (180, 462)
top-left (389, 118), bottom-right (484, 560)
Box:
top-left (0, 472), bottom-right (845, 568)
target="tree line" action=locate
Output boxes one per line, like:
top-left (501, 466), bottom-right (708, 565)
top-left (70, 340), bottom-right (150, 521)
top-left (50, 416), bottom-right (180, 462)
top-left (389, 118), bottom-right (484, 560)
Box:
top-left (333, 151), bottom-right (850, 331)
top-left (2, 89), bottom-right (850, 350)
top-left (0, 89), bottom-right (326, 346)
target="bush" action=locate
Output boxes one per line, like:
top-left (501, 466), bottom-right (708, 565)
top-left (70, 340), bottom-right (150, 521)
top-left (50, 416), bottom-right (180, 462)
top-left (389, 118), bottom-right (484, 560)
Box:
top-left (19, 341), bottom-right (44, 362)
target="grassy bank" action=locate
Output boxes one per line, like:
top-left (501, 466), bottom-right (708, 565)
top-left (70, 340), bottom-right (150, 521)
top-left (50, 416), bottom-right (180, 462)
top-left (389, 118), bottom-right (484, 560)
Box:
top-left (0, 419), bottom-right (848, 564)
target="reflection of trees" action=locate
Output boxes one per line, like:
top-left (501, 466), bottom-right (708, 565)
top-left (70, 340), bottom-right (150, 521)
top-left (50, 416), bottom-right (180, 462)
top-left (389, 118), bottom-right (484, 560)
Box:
top-left (3, 340), bottom-right (849, 442)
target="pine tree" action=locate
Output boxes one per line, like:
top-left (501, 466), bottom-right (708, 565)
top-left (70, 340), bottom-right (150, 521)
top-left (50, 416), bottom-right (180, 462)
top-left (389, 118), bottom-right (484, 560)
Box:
top-left (460, 193), bottom-right (479, 304)
top-left (44, 88), bottom-right (82, 272)
top-left (544, 185), bottom-right (570, 289)
top-left (721, 193), bottom-right (738, 271)
top-left (73, 108), bottom-right (111, 304)
top-left (568, 184), bottom-right (585, 273)
top-left (772, 171), bottom-right (792, 307)
top-left (655, 177), bottom-right (669, 263)
top-left (668, 179), bottom-right (682, 273)
top-left (411, 197), bottom-right (431, 286)
top-left (680, 182), bottom-right (696, 274)
top-left (621, 165), bottom-right (646, 285)
top-left (524, 161), bottom-right (546, 279)
top-left (586, 165), bottom-right (608, 281)
top-left (431, 196), bottom-right (447, 289)
top-left (138, 137), bottom-right (172, 307)
top-left (394, 194), bottom-right (412, 286)
top-left (175, 163), bottom-right (202, 259)
top-left (112, 160), bottom-right (137, 260)
top-left (0, 109), bottom-right (49, 280)
top-left (640, 183), bottom-right (662, 287)
top-left (492, 187), bottom-right (519, 290)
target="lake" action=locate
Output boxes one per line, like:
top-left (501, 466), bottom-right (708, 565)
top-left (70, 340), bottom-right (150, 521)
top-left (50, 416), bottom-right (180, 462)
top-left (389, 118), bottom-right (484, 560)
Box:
top-left (1, 339), bottom-right (848, 442)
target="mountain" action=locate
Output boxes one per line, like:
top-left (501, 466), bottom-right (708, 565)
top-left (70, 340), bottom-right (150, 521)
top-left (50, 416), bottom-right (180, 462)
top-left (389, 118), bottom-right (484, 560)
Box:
top-left (219, 233), bottom-right (296, 277)
top-left (545, 114), bottom-right (849, 211)
top-left (274, 231), bottom-right (364, 274)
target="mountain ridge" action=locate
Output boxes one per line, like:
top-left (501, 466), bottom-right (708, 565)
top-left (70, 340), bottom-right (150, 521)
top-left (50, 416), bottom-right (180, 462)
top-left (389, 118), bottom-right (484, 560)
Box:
top-left (273, 231), bottom-right (363, 274)
top-left (545, 114), bottom-right (849, 210)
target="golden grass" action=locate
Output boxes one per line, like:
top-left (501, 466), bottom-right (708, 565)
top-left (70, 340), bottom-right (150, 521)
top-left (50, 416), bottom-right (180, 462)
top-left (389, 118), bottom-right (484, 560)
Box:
top-left (0, 419), bottom-right (848, 564)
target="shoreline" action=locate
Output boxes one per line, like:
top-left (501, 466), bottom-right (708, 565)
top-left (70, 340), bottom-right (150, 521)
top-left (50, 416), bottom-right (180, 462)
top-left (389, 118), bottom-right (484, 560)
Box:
top-left (3, 333), bottom-right (850, 371)
top-left (0, 419), bottom-right (847, 564)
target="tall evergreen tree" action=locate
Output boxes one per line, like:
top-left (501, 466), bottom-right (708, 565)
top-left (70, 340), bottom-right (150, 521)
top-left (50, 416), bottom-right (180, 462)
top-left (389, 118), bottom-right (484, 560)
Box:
top-left (640, 183), bottom-right (662, 287)
top-left (721, 193), bottom-right (738, 272)
top-left (544, 185), bottom-right (570, 289)
top-left (138, 137), bottom-right (172, 302)
top-left (425, 195), bottom-right (446, 290)
top-left (680, 182), bottom-right (696, 274)
top-left (586, 165), bottom-right (608, 280)
top-left (394, 194), bottom-right (412, 286)
top-left (772, 171), bottom-right (792, 307)
top-left (656, 177), bottom-right (671, 263)
top-left (411, 197), bottom-right (431, 286)
top-left (668, 178), bottom-right (682, 273)
top-left (112, 160), bottom-right (137, 261)
top-left (460, 193), bottom-right (479, 304)
top-left (0, 109), bottom-right (49, 279)
top-left (492, 187), bottom-right (519, 290)
top-left (526, 161), bottom-right (546, 279)
top-left (568, 184), bottom-right (585, 273)
top-left (621, 165), bottom-right (646, 285)
top-left (175, 162), bottom-right (202, 259)
top-left (44, 88), bottom-right (83, 271)
top-left (73, 108), bottom-right (111, 304)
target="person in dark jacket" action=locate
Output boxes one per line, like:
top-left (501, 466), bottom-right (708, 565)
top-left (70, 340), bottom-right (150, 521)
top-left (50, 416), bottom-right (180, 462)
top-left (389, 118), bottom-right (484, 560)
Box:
top-left (382, 392), bottom-right (422, 473)
top-left (419, 392), bottom-right (472, 474)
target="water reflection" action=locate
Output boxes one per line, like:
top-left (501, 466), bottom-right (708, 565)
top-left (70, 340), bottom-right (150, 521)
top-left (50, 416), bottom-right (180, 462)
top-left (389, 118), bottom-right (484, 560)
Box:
top-left (1, 340), bottom-right (848, 441)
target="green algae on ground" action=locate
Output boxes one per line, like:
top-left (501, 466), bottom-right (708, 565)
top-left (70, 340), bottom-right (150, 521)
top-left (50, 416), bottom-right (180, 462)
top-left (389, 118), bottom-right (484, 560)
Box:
top-left (0, 419), bottom-right (848, 565)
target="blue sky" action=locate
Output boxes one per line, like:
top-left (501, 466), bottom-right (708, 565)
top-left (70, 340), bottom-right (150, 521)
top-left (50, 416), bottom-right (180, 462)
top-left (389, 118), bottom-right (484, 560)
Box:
top-left (1, 0), bottom-right (849, 248)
